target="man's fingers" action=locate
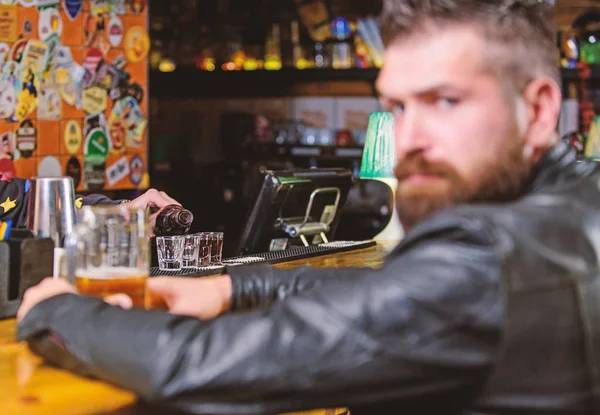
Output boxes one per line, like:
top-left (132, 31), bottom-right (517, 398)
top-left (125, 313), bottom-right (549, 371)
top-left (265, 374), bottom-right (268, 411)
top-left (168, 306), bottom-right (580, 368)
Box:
top-left (147, 277), bottom-right (177, 297)
top-left (167, 302), bottom-right (198, 318)
top-left (16, 299), bottom-right (28, 321)
top-left (143, 189), bottom-right (179, 209)
top-left (104, 293), bottom-right (133, 309)
top-left (147, 277), bottom-right (190, 309)
top-left (159, 191), bottom-right (180, 206)
top-left (17, 278), bottom-right (77, 321)
top-left (126, 189), bottom-right (182, 218)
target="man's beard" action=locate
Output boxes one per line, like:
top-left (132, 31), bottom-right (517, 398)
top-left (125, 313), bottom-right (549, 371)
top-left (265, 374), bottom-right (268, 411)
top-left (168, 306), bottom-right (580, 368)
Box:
top-left (394, 139), bottom-right (532, 232)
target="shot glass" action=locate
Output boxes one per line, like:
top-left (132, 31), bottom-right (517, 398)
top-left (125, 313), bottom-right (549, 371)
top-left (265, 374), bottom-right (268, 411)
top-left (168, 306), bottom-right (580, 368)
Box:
top-left (156, 236), bottom-right (185, 271)
top-left (182, 234), bottom-right (200, 268)
top-left (196, 232), bottom-right (211, 266)
top-left (209, 232), bottom-right (224, 265)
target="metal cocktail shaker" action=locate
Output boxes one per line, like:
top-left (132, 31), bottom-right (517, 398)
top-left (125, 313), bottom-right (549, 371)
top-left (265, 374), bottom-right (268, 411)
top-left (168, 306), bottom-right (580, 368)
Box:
top-left (26, 176), bottom-right (77, 248)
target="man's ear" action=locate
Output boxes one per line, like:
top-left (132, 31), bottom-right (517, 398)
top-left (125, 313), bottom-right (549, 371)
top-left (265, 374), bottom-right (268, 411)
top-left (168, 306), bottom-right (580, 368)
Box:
top-left (522, 77), bottom-right (562, 161)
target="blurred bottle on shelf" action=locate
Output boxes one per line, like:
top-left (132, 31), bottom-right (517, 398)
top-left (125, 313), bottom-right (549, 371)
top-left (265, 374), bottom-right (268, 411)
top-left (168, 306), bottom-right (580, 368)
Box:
top-left (559, 30), bottom-right (579, 69)
top-left (265, 23), bottom-right (282, 70)
top-left (580, 37), bottom-right (600, 65)
top-left (335, 129), bottom-right (354, 146)
top-left (149, 39), bottom-right (164, 70)
top-left (243, 45), bottom-right (261, 71)
top-left (356, 17), bottom-right (385, 68)
top-left (291, 21), bottom-right (309, 69)
top-left (314, 41), bottom-right (329, 68)
top-left (278, 7), bottom-right (294, 68)
top-left (331, 17), bottom-right (353, 69)
top-left (223, 35), bottom-right (245, 71)
top-left (194, 26), bottom-right (216, 71)
top-left (195, 47), bottom-right (216, 71)
top-left (354, 24), bottom-right (373, 68)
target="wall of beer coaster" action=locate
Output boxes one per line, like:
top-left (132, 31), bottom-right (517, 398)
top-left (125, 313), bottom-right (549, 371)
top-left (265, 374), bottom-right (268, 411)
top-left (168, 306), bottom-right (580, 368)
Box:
top-left (0, 0), bottom-right (149, 192)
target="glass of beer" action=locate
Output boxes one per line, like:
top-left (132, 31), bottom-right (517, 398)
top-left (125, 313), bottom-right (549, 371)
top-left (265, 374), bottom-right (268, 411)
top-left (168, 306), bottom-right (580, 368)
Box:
top-left (64, 205), bottom-right (150, 308)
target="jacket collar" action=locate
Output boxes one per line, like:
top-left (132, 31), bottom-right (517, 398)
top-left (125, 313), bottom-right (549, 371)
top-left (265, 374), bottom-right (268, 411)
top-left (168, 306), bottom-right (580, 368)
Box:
top-left (528, 140), bottom-right (595, 191)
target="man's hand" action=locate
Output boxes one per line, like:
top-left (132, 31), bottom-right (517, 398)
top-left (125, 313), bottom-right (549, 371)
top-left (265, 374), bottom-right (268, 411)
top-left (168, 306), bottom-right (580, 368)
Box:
top-left (127, 188), bottom-right (180, 210)
top-left (147, 275), bottom-right (232, 320)
top-left (124, 188), bottom-right (181, 236)
top-left (17, 279), bottom-right (141, 322)
top-left (17, 278), bottom-right (76, 322)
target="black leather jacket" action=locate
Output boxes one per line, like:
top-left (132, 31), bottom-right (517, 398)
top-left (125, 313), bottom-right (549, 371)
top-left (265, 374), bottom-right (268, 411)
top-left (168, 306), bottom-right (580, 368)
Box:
top-left (17, 142), bottom-right (600, 415)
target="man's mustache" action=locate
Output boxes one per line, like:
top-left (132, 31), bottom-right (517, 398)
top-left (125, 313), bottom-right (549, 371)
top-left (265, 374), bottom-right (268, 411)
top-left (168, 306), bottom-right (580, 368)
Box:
top-left (394, 155), bottom-right (459, 181)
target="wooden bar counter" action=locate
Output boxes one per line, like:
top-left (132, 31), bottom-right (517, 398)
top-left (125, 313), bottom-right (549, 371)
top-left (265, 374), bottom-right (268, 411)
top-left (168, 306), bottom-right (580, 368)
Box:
top-left (0, 242), bottom-right (393, 415)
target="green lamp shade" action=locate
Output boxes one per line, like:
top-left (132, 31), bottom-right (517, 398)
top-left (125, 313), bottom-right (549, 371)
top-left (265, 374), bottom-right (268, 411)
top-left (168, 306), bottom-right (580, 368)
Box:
top-left (359, 112), bottom-right (396, 178)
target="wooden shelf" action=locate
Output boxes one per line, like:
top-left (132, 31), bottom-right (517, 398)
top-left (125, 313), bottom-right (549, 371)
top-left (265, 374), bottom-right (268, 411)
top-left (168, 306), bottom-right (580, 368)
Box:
top-left (150, 68), bottom-right (379, 98)
top-left (149, 66), bottom-right (600, 99)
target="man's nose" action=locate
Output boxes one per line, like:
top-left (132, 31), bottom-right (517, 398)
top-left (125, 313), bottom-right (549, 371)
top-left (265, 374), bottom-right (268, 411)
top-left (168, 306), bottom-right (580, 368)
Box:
top-left (394, 110), bottom-right (430, 157)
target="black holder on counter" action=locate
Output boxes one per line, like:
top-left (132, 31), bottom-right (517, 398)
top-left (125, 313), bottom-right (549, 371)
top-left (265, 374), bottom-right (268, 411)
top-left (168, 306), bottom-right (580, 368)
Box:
top-left (0, 229), bottom-right (54, 319)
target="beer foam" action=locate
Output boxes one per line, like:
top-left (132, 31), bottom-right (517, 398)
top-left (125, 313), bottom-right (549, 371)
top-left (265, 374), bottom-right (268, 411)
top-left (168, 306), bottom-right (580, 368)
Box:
top-left (75, 267), bottom-right (147, 280)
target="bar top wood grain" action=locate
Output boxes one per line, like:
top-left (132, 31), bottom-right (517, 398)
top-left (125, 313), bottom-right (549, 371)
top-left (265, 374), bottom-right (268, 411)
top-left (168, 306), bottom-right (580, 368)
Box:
top-left (0, 241), bottom-right (395, 415)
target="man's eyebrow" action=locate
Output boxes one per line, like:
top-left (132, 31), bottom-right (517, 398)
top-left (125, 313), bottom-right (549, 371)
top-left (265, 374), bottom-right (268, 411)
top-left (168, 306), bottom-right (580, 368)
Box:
top-left (376, 83), bottom-right (466, 101)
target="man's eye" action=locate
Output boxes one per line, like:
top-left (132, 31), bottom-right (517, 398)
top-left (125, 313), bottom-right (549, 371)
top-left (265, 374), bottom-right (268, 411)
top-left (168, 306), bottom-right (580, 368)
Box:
top-left (391, 103), bottom-right (405, 115)
top-left (436, 97), bottom-right (459, 109)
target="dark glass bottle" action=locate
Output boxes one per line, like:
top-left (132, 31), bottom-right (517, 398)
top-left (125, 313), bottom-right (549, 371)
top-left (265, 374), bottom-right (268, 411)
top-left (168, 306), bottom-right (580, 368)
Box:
top-left (154, 204), bottom-right (194, 236)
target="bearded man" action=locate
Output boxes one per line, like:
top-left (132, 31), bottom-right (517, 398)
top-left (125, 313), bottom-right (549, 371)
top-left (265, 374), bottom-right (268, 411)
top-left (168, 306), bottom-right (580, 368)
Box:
top-left (16, 1), bottom-right (600, 414)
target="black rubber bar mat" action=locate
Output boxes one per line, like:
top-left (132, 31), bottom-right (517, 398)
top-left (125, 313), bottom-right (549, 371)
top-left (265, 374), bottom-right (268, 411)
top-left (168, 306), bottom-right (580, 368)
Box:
top-left (150, 240), bottom-right (376, 277)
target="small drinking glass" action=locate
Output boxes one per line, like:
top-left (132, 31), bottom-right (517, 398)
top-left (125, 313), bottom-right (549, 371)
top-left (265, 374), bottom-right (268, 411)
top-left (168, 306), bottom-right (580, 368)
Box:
top-left (209, 232), bottom-right (224, 265)
top-left (182, 234), bottom-right (200, 268)
top-left (156, 236), bottom-right (185, 271)
top-left (196, 232), bottom-right (211, 266)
